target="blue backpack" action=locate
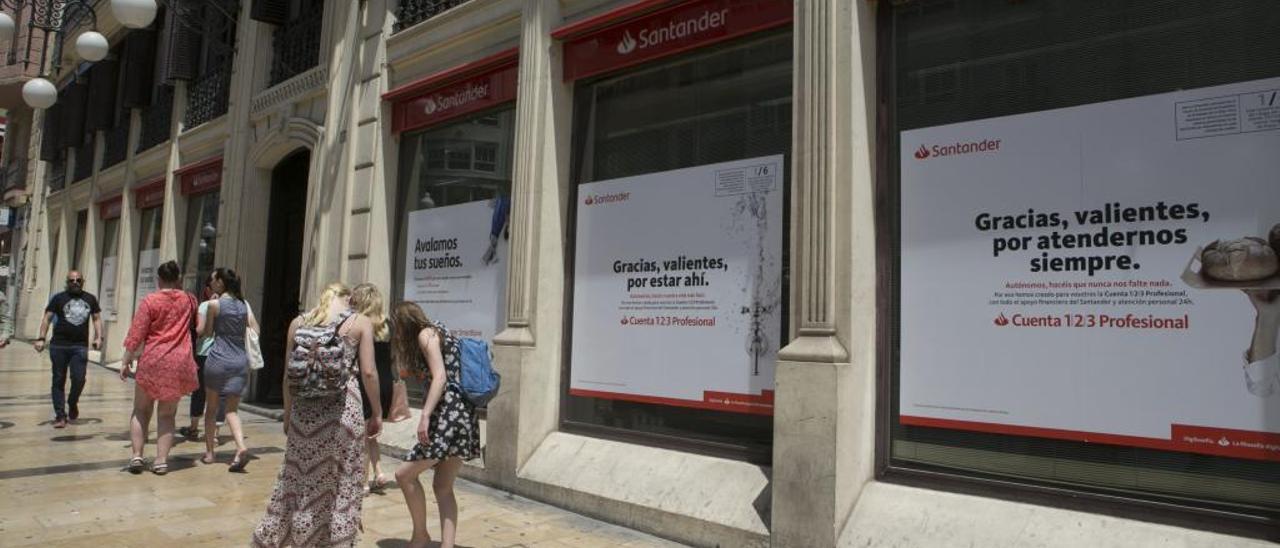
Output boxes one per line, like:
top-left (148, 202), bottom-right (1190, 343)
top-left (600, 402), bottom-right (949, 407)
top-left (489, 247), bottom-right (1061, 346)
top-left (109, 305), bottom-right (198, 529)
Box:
top-left (457, 337), bottom-right (500, 407)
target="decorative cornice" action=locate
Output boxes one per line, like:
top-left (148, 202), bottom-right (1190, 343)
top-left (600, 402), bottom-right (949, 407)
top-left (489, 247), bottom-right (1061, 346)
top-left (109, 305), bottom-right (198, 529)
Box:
top-left (250, 66), bottom-right (329, 116)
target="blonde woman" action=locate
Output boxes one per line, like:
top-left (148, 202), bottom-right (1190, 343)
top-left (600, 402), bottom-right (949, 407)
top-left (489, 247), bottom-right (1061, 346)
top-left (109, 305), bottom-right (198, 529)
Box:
top-left (252, 283), bottom-right (383, 548)
top-left (349, 283), bottom-right (395, 493)
top-left (392, 302), bottom-right (480, 548)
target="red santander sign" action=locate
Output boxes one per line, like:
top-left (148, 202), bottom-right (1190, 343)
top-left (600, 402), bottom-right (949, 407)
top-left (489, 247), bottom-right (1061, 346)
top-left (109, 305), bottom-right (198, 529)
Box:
top-left (557, 0), bottom-right (793, 82)
top-left (176, 156), bottom-right (223, 195)
top-left (133, 178), bottom-right (166, 209)
top-left (387, 52), bottom-right (519, 135)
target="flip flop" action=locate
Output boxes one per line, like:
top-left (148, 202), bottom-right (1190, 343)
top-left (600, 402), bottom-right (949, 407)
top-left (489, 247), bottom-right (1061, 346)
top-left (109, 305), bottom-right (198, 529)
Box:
top-left (127, 457), bottom-right (145, 474)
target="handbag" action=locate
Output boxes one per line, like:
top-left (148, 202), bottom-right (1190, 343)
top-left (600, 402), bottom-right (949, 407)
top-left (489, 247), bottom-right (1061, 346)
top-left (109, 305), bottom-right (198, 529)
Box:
top-left (387, 380), bottom-right (412, 422)
top-left (245, 302), bottom-right (265, 370)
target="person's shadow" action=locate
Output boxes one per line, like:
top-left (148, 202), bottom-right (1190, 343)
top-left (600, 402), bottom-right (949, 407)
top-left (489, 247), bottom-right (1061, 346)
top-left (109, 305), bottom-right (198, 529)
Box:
top-left (376, 540), bottom-right (473, 548)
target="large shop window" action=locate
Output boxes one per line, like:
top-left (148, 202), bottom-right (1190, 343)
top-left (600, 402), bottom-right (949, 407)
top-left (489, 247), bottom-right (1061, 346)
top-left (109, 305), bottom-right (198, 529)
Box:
top-left (394, 108), bottom-right (516, 402)
top-left (564, 32), bottom-right (792, 463)
top-left (99, 217), bottom-right (120, 318)
top-left (886, 0), bottom-right (1280, 520)
top-left (182, 192), bottom-right (220, 294)
top-left (135, 207), bottom-right (163, 307)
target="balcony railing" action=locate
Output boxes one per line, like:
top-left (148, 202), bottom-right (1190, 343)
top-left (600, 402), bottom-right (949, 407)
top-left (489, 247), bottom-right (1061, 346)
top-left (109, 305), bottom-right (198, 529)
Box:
top-left (137, 86), bottom-right (175, 154)
top-left (394, 0), bottom-right (472, 33)
top-left (102, 121), bottom-right (130, 169)
top-left (0, 159), bottom-right (29, 192)
top-left (269, 9), bottom-right (322, 87)
top-left (184, 63), bottom-right (232, 130)
top-left (72, 142), bottom-right (94, 183)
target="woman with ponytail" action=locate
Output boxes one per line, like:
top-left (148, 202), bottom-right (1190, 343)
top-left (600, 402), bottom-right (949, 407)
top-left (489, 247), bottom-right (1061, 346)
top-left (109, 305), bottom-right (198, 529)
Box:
top-left (391, 301), bottom-right (479, 548)
top-left (349, 283), bottom-right (395, 493)
top-left (198, 268), bottom-right (257, 471)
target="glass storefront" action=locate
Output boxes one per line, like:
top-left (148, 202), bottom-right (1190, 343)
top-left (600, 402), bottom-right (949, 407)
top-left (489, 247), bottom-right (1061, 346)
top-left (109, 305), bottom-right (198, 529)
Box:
top-left (563, 32), bottom-right (792, 462)
top-left (135, 206), bottom-right (163, 307)
top-left (394, 108), bottom-right (516, 402)
top-left (98, 217), bottom-right (120, 318)
top-left (70, 210), bottom-right (87, 271)
top-left (886, 0), bottom-right (1280, 516)
top-left (182, 191), bottom-right (220, 294)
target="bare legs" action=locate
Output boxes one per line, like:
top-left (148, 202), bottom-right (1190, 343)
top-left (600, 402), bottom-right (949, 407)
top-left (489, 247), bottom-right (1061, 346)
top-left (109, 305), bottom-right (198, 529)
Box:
top-left (224, 395), bottom-right (248, 463)
top-left (128, 385), bottom-right (178, 466)
top-left (202, 390), bottom-right (247, 464)
top-left (433, 457), bottom-right (463, 548)
top-left (366, 437), bottom-right (386, 489)
top-left (396, 457), bottom-right (463, 548)
top-left (202, 388), bottom-right (219, 461)
top-left (129, 385), bottom-right (155, 460)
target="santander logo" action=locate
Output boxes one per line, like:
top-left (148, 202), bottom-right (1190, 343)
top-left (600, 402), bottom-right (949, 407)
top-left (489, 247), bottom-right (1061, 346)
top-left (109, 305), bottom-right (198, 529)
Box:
top-left (421, 82), bottom-right (490, 117)
top-left (913, 138), bottom-right (1002, 160)
top-left (616, 8), bottom-right (730, 56)
top-left (617, 31), bottom-right (638, 55)
top-left (583, 192), bottom-right (630, 206)
top-left (993, 313), bottom-right (1010, 326)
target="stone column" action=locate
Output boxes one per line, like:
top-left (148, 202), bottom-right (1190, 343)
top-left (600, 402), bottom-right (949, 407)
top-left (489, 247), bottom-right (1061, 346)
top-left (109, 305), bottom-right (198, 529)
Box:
top-left (772, 0), bottom-right (878, 546)
top-left (488, 0), bottom-right (571, 485)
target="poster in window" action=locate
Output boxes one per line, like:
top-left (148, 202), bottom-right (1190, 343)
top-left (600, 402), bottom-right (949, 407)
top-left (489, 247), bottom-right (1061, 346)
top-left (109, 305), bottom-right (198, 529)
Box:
top-left (99, 256), bottom-right (117, 318)
top-left (402, 198), bottom-right (510, 340)
top-left (900, 76), bottom-right (1280, 461)
top-left (570, 155), bottom-right (783, 415)
top-left (135, 248), bottom-right (159, 305)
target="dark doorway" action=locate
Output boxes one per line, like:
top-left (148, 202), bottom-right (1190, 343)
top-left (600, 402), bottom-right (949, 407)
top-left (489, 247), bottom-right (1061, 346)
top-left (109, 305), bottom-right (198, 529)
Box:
top-left (255, 149), bottom-right (310, 403)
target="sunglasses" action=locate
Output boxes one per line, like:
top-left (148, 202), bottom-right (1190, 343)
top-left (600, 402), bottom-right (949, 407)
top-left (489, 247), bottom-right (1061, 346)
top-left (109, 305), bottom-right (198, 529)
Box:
top-left (67, 278), bottom-right (84, 285)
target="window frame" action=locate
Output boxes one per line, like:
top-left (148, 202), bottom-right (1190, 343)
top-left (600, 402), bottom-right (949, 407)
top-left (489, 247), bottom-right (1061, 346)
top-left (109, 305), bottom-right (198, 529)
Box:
top-left (871, 3), bottom-right (1279, 539)
top-left (556, 30), bottom-right (795, 466)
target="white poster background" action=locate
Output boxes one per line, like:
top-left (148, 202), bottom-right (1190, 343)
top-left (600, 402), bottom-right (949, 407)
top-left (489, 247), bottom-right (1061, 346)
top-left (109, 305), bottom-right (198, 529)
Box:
top-left (99, 256), bottom-right (117, 318)
top-left (403, 199), bottom-right (508, 340)
top-left (134, 248), bottom-right (159, 308)
top-left (570, 155), bottom-right (783, 414)
top-left (901, 77), bottom-right (1280, 458)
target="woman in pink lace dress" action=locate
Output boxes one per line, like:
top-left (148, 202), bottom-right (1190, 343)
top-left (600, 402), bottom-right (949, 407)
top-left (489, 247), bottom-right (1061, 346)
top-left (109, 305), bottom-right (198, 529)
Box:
top-left (121, 260), bottom-right (199, 475)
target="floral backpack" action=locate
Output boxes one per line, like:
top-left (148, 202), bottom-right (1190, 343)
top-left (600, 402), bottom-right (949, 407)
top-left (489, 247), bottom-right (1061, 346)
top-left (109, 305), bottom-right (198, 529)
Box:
top-left (287, 311), bottom-right (357, 398)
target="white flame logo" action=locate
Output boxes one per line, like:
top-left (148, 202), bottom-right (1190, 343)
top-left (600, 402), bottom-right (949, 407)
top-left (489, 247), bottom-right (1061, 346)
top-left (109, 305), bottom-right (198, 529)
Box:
top-left (423, 97), bottom-right (439, 115)
top-left (616, 31), bottom-right (638, 55)
top-left (1218, 436), bottom-right (1230, 447)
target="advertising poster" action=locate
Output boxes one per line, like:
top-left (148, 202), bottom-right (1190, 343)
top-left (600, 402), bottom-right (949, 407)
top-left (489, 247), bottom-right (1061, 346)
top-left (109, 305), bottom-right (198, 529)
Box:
top-left (570, 155), bottom-right (783, 415)
top-left (900, 77), bottom-right (1280, 461)
top-left (135, 249), bottom-right (159, 306)
top-left (99, 256), bottom-right (117, 318)
top-left (403, 198), bottom-right (509, 340)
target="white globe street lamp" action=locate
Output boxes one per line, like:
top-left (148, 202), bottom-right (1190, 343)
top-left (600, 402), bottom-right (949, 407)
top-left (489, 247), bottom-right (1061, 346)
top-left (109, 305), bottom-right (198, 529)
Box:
top-left (0, 12), bottom-right (15, 44)
top-left (76, 31), bottom-right (110, 62)
top-left (22, 78), bottom-right (58, 109)
top-left (110, 0), bottom-right (158, 30)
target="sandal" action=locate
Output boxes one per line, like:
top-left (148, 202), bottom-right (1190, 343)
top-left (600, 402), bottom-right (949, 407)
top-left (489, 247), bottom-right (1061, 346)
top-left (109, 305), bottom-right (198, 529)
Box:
top-left (228, 452), bottom-right (248, 473)
top-left (178, 426), bottom-right (200, 439)
top-left (370, 474), bottom-right (389, 493)
top-left (151, 462), bottom-right (169, 475)
top-left (200, 454), bottom-right (216, 465)
top-left (127, 457), bottom-right (145, 474)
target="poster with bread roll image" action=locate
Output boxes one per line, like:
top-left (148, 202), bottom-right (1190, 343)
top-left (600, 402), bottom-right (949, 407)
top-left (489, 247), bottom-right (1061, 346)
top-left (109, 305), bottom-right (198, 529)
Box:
top-left (900, 76), bottom-right (1280, 461)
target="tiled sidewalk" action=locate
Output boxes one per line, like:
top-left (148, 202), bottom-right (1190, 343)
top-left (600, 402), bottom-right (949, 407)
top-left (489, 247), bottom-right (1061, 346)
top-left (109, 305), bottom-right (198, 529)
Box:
top-left (0, 342), bottom-right (683, 547)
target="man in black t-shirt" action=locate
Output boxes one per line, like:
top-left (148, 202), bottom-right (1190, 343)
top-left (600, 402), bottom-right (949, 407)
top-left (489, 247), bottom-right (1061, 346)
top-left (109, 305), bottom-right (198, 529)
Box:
top-left (35, 271), bottom-right (102, 429)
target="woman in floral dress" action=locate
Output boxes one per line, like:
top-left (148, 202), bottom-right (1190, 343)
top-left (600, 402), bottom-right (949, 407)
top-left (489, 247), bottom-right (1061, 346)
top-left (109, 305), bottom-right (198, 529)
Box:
top-left (391, 302), bottom-right (480, 548)
top-left (251, 283), bottom-right (383, 548)
top-left (121, 260), bottom-right (200, 475)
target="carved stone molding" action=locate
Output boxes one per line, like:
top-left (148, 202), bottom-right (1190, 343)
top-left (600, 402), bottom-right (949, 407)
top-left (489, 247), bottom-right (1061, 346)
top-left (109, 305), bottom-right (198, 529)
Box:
top-left (250, 66), bottom-right (329, 117)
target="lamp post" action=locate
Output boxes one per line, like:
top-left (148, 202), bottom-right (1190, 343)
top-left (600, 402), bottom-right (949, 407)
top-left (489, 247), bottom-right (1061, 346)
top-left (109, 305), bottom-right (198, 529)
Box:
top-left (0, 0), bottom-right (233, 110)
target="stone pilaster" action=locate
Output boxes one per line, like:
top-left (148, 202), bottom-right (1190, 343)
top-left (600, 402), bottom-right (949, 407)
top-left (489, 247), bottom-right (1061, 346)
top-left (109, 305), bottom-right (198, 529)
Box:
top-left (488, 0), bottom-right (570, 484)
top-left (772, 0), bottom-right (877, 546)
